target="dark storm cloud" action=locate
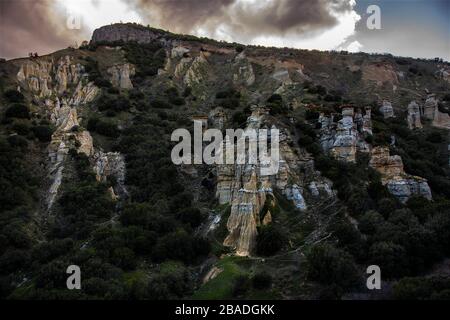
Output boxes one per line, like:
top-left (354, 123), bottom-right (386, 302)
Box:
top-left (227, 0), bottom-right (352, 38)
top-left (130, 0), bottom-right (354, 38)
top-left (0, 0), bottom-right (88, 60)
top-left (129, 0), bottom-right (233, 32)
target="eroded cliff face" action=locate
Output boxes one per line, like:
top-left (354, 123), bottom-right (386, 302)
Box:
top-left (107, 63), bottom-right (135, 89)
top-left (319, 106), bottom-right (372, 162)
top-left (217, 106), bottom-right (334, 256)
top-left (16, 55), bottom-right (105, 210)
top-left (369, 146), bottom-right (432, 203)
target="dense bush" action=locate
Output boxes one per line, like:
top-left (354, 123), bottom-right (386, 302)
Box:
top-left (306, 244), bottom-right (360, 291)
top-left (256, 225), bottom-right (285, 256)
top-left (393, 276), bottom-right (450, 299)
top-left (5, 103), bottom-right (29, 119)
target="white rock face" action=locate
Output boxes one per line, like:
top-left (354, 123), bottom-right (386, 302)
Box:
top-left (284, 184), bottom-right (307, 210)
top-left (217, 106), bottom-right (334, 256)
top-left (319, 107), bottom-right (372, 163)
top-left (379, 100), bottom-right (395, 118)
top-left (385, 177), bottom-right (432, 203)
top-left (184, 52), bottom-right (208, 87)
top-left (171, 46), bottom-right (190, 58)
top-left (422, 94), bottom-right (450, 129)
top-left (423, 95), bottom-right (438, 120)
top-left (17, 55), bottom-right (100, 210)
top-left (107, 63), bottom-right (135, 89)
top-left (407, 101), bottom-right (423, 130)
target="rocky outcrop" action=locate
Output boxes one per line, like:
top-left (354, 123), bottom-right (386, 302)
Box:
top-left (91, 23), bottom-right (165, 44)
top-left (407, 101), bottom-right (422, 130)
top-left (272, 68), bottom-right (291, 84)
top-left (369, 146), bottom-right (432, 203)
top-left (223, 168), bottom-right (269, 256)
top-left (107, 63), bottom-right (135, 89)
top-left (423, 95), bottom-right (438, 120)
top-left (217, 106), bottom-right (334, 256)
top-left (171, 46), bottom-right (190, 58)
top-left (184, 51), bottom-right (209, 87)
top-left (319, 106), bottom-right (372, 162)
top-left (432, 108), bottom-right (450, 130)
top-left (422, 95), bottom-right (450, 129)
top-left (369, 146), bottom-right (404, 177)
top-left (94, 151), bottom-right (128, 199)
top-left (436, 65), bottom-right (450, 83)
top-left (379, 100), bottom-right (394, 118)
top-left (208, 107), bottom-right (227, 130)
top-left (233, 52), bottom-right (255, 87)
top-left (17, 55), bottom-right (99, 210)
top-left (284, 184), bottom-right (307, 210)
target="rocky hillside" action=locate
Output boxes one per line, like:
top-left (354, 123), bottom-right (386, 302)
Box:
top-left (0, 23), bottom-right (449, 300)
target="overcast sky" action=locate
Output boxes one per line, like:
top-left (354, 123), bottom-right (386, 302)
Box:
top-left (0, 0), bottom-right (449, 60)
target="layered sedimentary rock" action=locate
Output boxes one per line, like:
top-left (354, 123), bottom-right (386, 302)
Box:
top-left (319, 106), bottom-right (372, 162)
top-left (223, 168), bottom-right (270, 256)
top-left (379, 100), bottom-right (394, 118)
top-left (284, 184), bottom-right (307, 210)
top-left (217, 106), bottom-right (333, 256)
top-left (107, 63), bottom-right (135, 89)
top-left (407, 101), bottom-right (423, 130)
top-left (369, 146), bottom-right (432, 203)
top-left (184, 51), bottom-right (209, 87)
top-left (17, 56), bottom-right (100, 209)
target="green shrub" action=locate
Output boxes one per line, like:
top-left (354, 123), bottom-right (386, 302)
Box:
top-left (95, 120), bottom-right (119, 137)
top-left (3, 89), bottom-right (24, 103)
top-left (5, 103), bottom-right (29, 119)
top-left (251, 272), bottom-right (272, 290)
top-left (32, 125), bottom-right (54, 142)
